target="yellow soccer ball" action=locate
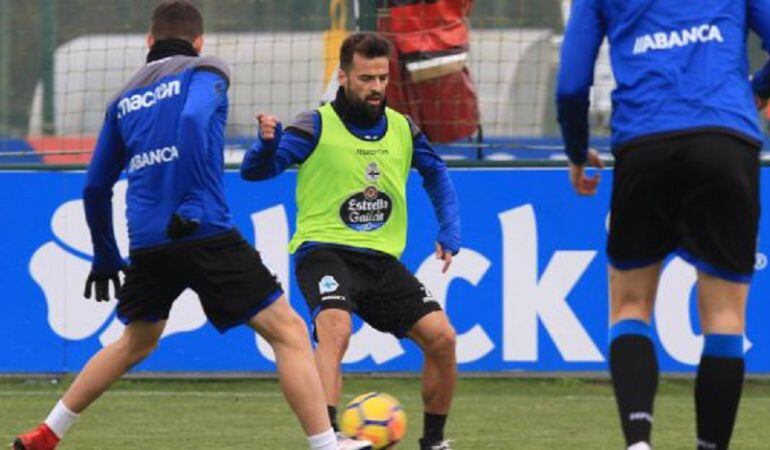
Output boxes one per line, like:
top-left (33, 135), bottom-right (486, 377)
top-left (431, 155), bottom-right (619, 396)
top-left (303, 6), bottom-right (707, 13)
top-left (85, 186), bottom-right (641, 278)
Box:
top-left (340, 392), bottom-right (408, 449)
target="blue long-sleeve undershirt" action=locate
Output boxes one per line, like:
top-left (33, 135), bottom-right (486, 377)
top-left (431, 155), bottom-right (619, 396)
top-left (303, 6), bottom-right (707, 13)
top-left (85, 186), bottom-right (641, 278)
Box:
top-left (241, 111), bottom-right (461, 256)
top-left (750, 0), bottom-right (770, 53)
top-left (555, 0), bottom-right (605, 165)
top-left (750, 0), bottom-right (770, 99)
top-left (83, 108), bottom-right (126, 273)
top-left (753, 60), bottom-right (770, 99)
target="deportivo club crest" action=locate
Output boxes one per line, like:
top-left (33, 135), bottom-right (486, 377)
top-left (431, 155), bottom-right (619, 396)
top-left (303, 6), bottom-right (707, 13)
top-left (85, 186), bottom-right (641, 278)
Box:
top-left (365, 162), bottom-right (381, 183)
top-left (319, 275), bottom-right (339, 294)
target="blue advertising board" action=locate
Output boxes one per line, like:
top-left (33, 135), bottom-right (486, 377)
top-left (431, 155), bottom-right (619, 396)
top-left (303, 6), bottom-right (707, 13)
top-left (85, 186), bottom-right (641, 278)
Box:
top-left (1, 168), bottom-right (769, 373)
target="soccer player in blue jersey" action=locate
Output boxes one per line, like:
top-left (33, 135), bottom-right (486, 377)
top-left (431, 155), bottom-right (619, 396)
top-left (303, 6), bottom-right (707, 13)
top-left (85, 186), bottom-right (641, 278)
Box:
top-left (241, 32), bottom-right (460, 450)
top-left (13, 2), bottom-right (338, 450)
top-left (557, 1), bottom-right (770, 449)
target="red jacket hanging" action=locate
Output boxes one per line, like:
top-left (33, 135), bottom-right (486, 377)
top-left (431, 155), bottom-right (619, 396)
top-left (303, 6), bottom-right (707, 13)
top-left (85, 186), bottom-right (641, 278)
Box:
top-left (378, 0), bottom-right (480, 143)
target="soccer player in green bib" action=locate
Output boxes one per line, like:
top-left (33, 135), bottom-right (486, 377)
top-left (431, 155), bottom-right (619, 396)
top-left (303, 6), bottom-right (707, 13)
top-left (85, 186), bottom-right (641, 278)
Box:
top-left (241, 32), bottom-right (461, 450)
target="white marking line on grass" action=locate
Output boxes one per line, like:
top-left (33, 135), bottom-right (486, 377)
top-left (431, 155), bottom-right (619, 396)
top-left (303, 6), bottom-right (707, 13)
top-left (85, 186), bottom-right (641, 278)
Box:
top-left (0, 390), bottom-right (284, 398)
top-left (462, 394), bottom-right (770, 402)
top-left (2, 392), bottom-right (770, 401)
top-left (561, 395), bottom-right (770, 402)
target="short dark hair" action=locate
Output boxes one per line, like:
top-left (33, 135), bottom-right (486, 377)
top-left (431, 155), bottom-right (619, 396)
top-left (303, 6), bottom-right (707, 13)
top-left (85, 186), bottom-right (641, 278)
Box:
top-left (151, 1), bottom-right (204, 42)
top-left (340, 32), bottom-right (391, 72)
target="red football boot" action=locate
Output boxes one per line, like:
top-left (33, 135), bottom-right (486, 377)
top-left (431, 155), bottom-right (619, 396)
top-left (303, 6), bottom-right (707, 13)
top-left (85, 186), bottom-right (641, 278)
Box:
top-left (12, 424), bottom-right (60, 450)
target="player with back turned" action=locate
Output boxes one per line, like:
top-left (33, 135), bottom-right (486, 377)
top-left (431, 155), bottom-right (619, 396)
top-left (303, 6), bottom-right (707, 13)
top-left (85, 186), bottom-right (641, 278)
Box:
top-left (557, 0), bottom-right (770, 449)
top-left (12, 2), bottom-right (339, 449)
top-left (241, 32), bottom-right (461, 450)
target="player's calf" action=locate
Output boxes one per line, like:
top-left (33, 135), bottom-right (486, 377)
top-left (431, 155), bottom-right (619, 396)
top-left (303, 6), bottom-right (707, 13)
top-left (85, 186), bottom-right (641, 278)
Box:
top-left (421, 327), bottom-right (456, 360)
top-left (408, 311), bottom-right (457, 447)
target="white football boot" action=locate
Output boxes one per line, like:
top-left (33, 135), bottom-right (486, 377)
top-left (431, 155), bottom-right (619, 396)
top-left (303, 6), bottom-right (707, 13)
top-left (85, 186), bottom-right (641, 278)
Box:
top-left (336, 432), bottom-right (373, 450)
top-left (421, 439), bottom-right (453, 450)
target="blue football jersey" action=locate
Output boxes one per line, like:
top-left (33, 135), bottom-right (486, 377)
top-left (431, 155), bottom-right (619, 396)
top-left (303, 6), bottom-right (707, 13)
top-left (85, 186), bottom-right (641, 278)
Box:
top-left (557, 0), bottom-right (770, 162)
top-left (84, 55), bottom-right (234, 271)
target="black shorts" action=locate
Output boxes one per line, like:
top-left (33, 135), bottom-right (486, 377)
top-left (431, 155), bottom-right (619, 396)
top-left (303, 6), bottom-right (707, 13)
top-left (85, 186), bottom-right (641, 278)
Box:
top-left (117, 230), bottom-right (283, 332)
top-left (295, 247), bottom-right (442, 338)
top-left (608, 131), bottom-right (760, 282)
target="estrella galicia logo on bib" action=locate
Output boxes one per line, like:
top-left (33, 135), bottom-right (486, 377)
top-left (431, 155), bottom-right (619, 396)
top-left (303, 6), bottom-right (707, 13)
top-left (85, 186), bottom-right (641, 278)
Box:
top-left (340, 186), bottom-right (393, 231)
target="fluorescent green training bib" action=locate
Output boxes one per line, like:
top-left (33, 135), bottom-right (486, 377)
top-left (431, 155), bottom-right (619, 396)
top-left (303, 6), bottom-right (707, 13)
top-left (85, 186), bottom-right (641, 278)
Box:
top-left (289, 103), bottom-right (413, 258)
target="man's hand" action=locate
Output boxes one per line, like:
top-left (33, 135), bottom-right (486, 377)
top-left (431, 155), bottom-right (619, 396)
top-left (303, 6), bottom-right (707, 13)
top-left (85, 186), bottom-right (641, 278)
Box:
top-left (435, 242), bottom-right (453, 273)
top-left (569, 148), bottom-right (605, 196)
top-left (84, 271), bottom-right (122, 302)
top-left (756, 95), bottom-right (768, 111)
top-left (257, 113), bottom-right (280, 140)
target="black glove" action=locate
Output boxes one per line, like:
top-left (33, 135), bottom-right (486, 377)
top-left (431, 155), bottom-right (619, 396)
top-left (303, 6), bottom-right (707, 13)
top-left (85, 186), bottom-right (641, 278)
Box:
top-left (166, 213), bottom-right (200, 240)
top-left (83, 271), bottom-right (122, 302)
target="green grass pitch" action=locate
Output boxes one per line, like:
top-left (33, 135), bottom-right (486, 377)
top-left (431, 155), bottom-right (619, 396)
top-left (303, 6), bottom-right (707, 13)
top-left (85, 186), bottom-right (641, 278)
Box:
top-left (2, 377), bottom-right (770, 449)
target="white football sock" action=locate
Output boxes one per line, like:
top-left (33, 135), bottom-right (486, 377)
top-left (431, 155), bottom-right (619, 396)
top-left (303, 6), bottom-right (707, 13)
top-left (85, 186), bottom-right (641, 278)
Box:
top-left (308, 427), bottom-right (338, 450)
top-left (628, 442), bottom-right (652, 450)
top-left (44, 400), bottom-right (79, 438)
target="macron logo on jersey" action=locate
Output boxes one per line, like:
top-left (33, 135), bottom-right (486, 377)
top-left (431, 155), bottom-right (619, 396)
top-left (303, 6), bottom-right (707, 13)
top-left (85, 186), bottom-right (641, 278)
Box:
top-left (117, 80), bottom-right (181, 119)
top-left (633, 24), bottom-right (724, 55)
top-left (128, 145), bottom-right (179, 173)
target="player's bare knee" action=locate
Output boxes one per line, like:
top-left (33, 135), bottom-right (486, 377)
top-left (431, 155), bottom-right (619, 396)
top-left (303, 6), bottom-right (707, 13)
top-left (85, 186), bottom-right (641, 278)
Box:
top-left (134, 334), bottom-right (160, 359)
top-left (611, 289), bottom-right (654, 321)
top-left (424, 325), bottom-right (456, 359)
top-left (609, 266), bottom-right (659, 317)
top-left (614, 286), bottom-right (653, 305)
top-left (129, 343), bottom-right (156, 365)
top-left (114, 335), bottom-right (157, 365)
top-left (315, 310), bottom-right (352, 350)
top-left (286, 313), bottom-right (311, 342)
top-left (317, 322), bottom-right (351, 354)
top-left (697, 277), bottom-right (748, 333)
top-left (270, 311), bottom-right (310, 349)
top-left (700, 307), bottom-right (745, 334)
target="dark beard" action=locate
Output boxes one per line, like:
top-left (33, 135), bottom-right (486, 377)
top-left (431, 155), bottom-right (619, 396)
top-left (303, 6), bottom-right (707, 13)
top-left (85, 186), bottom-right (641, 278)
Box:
top-left (331, 86), bottom-right (386, 128)
top-left (349, 92), bottom-right (384, 122)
